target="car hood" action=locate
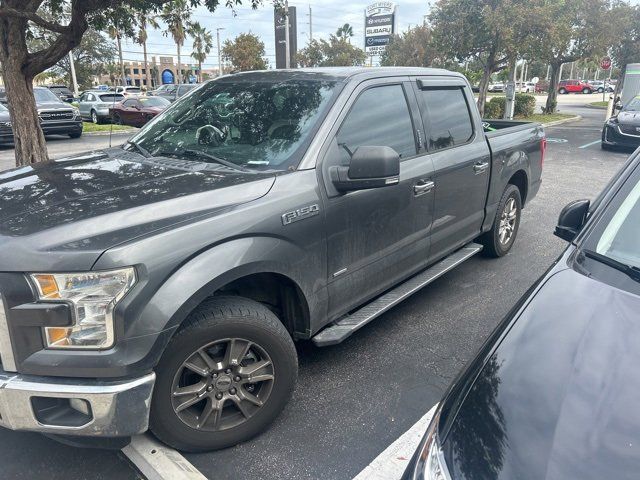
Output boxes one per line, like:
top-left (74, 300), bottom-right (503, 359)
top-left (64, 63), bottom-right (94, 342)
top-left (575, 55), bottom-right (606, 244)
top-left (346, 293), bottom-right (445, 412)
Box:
top-left (443, 267), bottom-right (640, 480)
top-left (617, 110), bottom-right (640, 126)
top-left (36, 102), bottom-right (73, 111)
top-left (0, 149), bottom-right (276, 271)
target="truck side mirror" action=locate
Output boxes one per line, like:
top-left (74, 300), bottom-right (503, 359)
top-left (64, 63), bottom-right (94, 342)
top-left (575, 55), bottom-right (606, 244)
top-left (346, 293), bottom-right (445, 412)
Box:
top-left (330, 146), bottom-right (400, 192)
top-left (554, 199), bottom-right (590, 242)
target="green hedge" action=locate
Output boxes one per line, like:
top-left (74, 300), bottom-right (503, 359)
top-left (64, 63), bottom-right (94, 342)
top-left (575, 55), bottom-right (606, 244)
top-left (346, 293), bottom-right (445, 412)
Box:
top-left (484, 94), bottom-right (536, 118)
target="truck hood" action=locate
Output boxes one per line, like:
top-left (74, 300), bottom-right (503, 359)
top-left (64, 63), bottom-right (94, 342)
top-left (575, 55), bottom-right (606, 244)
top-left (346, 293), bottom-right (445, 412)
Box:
top-left (617, 110), bottom-right (640, 126)
top-left (0, 149), bottom-right (276, 271)
top-left (443, 267), bottom-right (640, 480)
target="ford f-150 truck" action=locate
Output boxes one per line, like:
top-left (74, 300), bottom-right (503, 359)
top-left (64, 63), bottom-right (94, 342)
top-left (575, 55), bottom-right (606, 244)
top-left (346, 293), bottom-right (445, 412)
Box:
top-left (0, 68), bottom-right (544, 452)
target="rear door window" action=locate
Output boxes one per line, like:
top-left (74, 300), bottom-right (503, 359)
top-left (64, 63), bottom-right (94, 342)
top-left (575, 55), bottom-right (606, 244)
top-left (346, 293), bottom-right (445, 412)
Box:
top-left (418, 87), bottom-right (474, 151)
top-left (336, 84), bottom-right (417, 164)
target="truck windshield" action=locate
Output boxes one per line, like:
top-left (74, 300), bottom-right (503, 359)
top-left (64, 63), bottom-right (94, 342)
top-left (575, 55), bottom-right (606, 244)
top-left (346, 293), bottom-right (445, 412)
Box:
top-left (588, 169), bottom-right (640, 270)
top-left (129, 78), bottom-right (338, 171)
top-left (623, 96), bottom-right (640, 112)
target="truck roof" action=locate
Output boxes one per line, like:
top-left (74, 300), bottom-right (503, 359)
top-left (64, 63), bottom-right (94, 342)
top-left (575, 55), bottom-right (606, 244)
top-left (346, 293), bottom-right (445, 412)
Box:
top-left (223, 67), bottom-right (464, 83)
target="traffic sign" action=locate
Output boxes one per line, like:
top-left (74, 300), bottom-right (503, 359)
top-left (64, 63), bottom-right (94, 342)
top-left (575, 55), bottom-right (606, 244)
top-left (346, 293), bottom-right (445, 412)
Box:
top-left (601, 56), bottom-right (612, 70)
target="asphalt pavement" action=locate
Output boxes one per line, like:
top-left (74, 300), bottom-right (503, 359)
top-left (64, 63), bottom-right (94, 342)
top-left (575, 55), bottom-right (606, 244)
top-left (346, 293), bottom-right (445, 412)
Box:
top-left (0, 95), bottom-right (631, 479)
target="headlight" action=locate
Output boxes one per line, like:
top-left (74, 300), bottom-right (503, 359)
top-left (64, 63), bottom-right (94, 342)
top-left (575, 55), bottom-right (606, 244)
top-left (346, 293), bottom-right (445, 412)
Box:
top-left (606, 117), bottom-right (618, 126)
top-left (72, 108), bottom-right (80, 118)
top-left (412, 406), bottom-right (452, 480)
top-left (30, 268), bottom-right (136, 349)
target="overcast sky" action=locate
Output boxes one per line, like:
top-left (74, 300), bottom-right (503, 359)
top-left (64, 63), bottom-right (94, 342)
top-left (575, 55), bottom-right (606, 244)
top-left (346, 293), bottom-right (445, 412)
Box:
top-left (119, 1), bottom-right (430, 69)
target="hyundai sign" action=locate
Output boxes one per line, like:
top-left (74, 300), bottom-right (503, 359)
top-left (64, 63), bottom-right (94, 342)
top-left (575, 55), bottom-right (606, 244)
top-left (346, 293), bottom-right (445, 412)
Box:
top-left (365, 2), bottom-right (396, 56)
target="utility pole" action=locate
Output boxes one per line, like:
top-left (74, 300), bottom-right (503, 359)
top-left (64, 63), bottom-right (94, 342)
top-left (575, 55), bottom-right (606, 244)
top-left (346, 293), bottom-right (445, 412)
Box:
top-left (284, 0), bottom-right (291, 68)
top-left (307, 5), bottom-right (313, 42)
top-left (68, 50), bottom-right (79, 96)
top-left (216, 27), bottom-right (225, 77)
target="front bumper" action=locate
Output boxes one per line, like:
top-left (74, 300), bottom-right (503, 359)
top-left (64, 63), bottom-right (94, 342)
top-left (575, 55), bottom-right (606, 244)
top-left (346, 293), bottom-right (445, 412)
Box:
top-left (0, 368), bottom-right (154, 437)
top-left (602, 124), bottom-right (640, 149)
top-left (41, 120), bottom-right (83, 135)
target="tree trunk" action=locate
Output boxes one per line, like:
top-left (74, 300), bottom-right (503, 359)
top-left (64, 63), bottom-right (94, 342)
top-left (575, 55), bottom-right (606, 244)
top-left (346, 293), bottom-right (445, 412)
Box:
top-left (545, 63), bottom-right (562, 113)
top-left (143, 41), bottom-right (152, 89)
top-left (176, 43), bottom-right (182, 84)
top-left (477, 65), bottom-right (492, 117)
top-left (198, 60), bottom-right (202, 82)
top-left (117, 34), bottom-right (126, 86)
top-left (0, 13), bottom-right (49, 165)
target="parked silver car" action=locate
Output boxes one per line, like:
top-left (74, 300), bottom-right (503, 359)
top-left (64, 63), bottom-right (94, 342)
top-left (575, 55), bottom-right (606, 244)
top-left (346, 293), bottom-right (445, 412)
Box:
top-left (78, 91), bottom-right (124, 124)
top-left (149, 83), bottom-right (197, 102)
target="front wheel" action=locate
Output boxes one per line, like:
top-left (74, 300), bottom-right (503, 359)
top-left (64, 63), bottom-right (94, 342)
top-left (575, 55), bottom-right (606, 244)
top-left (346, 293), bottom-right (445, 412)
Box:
top-left (558, 88), bottom-right (567, 94)
top-left (91, 110), bottom-right (100, 124)
top-left (582, 88), bottom-right (591, 94)
top-left (150, 296), bottom-right (298, 452)
top-left (479, 184), bottom-right (522, 258)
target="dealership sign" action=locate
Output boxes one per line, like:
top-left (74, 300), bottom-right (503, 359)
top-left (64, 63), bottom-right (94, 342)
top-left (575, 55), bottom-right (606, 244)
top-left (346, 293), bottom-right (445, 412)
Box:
top-left (365, 2), bottom-right (396, 56)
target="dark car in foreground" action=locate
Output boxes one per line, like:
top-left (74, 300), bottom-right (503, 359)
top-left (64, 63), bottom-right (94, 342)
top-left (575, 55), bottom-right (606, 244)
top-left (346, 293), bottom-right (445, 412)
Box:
top-left (110, 96), bottom-right (170, 126)
top-left (0, 67), bottom-right (543, 452)
top-left (404, 150), bottom-right (640, 480)
top-left (602, 95), bottom-right (640, 150)
top-left (0, 87), bottom-right (82, 141)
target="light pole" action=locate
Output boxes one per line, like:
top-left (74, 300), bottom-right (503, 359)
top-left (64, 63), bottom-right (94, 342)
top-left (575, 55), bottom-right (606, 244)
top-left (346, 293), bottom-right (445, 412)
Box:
top-left (284, 0), bottom-right (290, 69)
top-left (216, 27), bottom-right (225, 77)
top-left (68, 51), bottom-right (79, 96)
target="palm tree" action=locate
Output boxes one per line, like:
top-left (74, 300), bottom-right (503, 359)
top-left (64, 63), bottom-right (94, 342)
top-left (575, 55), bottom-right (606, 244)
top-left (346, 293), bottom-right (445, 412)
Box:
top-left (161, 0), bottom-right (193, 84)
top-left (336, 23), bottom-right (354, 43)
top-left (136, 15), bottom-right (160, 89)
top-left (107, 24), bottom-right (127, 86)
top-left (190, 23), bottom-right (213, 83)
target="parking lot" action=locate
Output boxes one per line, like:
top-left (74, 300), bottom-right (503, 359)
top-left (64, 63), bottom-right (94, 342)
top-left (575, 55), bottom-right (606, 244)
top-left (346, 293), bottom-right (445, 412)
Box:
top-left (0, 95), bottom-right (631, 479)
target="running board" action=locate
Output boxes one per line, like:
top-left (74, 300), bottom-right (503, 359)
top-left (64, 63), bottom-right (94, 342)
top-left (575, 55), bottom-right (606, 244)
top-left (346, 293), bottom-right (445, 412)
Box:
top-left (312, 243), bottom-right (483, 347)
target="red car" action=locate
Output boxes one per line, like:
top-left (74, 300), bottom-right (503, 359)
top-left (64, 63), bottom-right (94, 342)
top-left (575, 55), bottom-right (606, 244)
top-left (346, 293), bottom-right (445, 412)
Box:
top-left (110, 96), bottom-right (170, 127)
top-left (558, 79), bottom-right (594, 94)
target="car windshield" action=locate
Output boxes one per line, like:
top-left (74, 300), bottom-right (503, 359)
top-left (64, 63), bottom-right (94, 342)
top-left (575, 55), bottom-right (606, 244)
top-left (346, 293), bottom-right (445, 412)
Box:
top-left (34, 88), bottom-right (61, 103)
top-left (0, 103), bottom-right (6, 112)
top-left (130, 78), bottom-right (339, 171)
top-left (139, 97), bottom-right (170, 107)
top-left (592, 172), bottom-right (640, 269)
top-left (99, 94), bottom-right (124, 102)
top-left (622, 97), bottom-right (640, 112)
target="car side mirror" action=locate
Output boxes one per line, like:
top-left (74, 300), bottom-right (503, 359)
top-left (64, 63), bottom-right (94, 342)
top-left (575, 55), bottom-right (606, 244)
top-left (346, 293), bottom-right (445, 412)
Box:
top-left (554, 199), bottom-right (590, 242)
top-left (330, 146), bottom-right (400, 192)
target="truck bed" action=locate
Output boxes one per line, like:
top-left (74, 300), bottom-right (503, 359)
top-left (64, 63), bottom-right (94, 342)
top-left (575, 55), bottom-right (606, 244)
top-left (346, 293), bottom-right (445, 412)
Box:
top-left (482, 118), bottom-right (541, 137)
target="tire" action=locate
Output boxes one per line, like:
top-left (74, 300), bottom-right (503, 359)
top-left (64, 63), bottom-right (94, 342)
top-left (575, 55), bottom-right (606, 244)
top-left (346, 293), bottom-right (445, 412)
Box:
top-left (68, 129), bottom-right (82, 139)
top-left (479, 184), bottom-right (522, 258)
top-left (150, 296), bottom-right (298, 452)
top-left (582, 88), bottom-right (591, 94)
top-left (91, 110), bottom-right (100, 124)
top-left (559, 88), bottom-right (567, 94)
top-left (112, 113), bottom-right (123, 125)
top-left (601, 142), bottom-right (614, 151)
top-left (598, 87), bottom-right (604, 93)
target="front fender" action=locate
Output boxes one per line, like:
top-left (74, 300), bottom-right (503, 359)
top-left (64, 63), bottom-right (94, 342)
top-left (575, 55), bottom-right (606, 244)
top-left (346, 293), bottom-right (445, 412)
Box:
top-left (123, 236), bottom-right (326, 367)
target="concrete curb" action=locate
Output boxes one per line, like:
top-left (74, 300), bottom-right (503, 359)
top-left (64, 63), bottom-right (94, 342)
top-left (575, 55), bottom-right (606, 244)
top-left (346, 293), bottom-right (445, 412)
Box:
top-left (541, 115), bottom-right (582, 127)
top-left (585, 103), bottom-right (608, 110)
top-left (83, 128), bottom-right (138, 137)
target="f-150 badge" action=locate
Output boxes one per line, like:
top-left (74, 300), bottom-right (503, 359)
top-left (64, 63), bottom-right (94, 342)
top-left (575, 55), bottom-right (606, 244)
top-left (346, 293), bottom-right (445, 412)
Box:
top-left (281, 204), bottom-right (320, 225)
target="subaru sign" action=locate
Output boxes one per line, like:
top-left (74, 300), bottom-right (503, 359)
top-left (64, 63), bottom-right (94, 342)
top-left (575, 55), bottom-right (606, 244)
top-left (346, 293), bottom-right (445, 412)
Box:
top-left (364, 2), bottom-right (396, 57)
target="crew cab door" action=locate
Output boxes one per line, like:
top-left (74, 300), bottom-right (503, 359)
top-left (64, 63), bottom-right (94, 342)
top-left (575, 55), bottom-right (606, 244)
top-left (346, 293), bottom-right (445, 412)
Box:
top-left (412, 77), bottom-right (491, 261)
top-left (321, 79), bottom-right (435, 320)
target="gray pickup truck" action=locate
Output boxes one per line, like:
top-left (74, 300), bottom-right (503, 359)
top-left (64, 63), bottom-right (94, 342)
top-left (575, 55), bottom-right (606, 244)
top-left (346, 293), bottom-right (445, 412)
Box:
top-left (0, 67), bottom-right (544, 452)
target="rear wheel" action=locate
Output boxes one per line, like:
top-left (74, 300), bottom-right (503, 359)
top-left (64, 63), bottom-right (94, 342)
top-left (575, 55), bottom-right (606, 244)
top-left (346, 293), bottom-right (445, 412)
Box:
top-left (479, 184), bottom-right (522, 258)
top-left (150, 296), bottom-right (298, 452)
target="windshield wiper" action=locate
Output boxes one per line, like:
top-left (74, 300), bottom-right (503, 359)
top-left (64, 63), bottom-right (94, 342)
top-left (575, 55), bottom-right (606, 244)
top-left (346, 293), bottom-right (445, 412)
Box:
top-left (125, 140), bottom-right (151, 159)
top-left (582, 249), bottom-right (640, 282)
top-left (160, 148), bottom-right (248, 172)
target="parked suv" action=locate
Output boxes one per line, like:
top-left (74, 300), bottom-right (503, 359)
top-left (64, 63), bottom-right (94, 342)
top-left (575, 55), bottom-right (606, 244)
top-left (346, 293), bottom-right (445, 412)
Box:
top-left (558, 79), bottom-right (593, 94)
top-left (78, 91), bottom-right (124, 124)
top-left (149, 83), bottom-right (198, 102)
top-left (0, 68), bottom-right (544, 452)
top-left (45, 84), bottom-right (75, 103)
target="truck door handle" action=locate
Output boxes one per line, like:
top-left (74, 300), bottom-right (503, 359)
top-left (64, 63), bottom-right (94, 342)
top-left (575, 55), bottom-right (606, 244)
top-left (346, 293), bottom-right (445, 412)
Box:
top-left (414, 180), bottom-right (435, 196)
top-left (473, 162), bottom-right (489, 174)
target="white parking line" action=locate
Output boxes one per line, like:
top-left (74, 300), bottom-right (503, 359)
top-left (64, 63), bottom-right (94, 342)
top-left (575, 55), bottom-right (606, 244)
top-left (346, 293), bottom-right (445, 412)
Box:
top-left (579, 139), bottom-right (601, 149)
top-left (353, 404), bottom-right (437, 480)
top-left (122, 434), bottom-right (207, 480)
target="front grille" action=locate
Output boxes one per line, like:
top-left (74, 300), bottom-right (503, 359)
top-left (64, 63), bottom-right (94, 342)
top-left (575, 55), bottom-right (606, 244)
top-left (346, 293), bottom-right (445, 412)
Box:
top-left (39, 111), bottom-right (74, 121)
top-left (619, 125), bottom-right (640, 137)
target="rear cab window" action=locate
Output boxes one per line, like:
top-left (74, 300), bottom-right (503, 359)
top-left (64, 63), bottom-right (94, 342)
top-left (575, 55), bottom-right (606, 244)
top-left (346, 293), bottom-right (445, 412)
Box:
top-left (415, 79), bottom-right (475, 151)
